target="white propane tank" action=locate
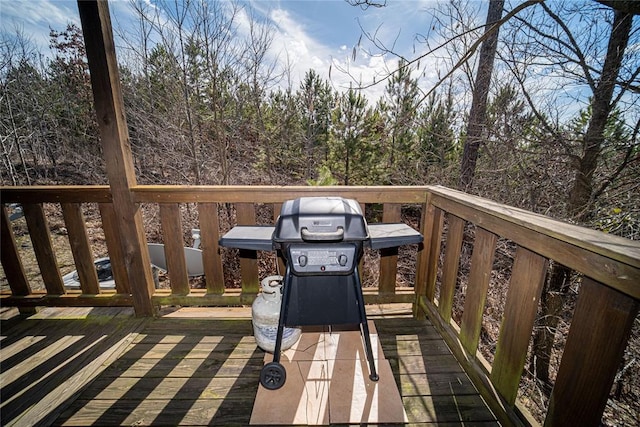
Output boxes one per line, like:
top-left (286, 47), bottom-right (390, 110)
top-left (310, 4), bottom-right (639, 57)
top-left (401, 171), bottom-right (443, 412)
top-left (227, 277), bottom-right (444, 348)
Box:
top-left (252, 275), bottom-right (301, 353)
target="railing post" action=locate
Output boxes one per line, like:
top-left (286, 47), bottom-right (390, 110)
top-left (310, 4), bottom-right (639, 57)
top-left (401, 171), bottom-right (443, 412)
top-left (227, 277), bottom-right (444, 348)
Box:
top-left (78, 0), bottom-right (156, 315)
top-left (414, 192), bottom-right (444, 318)
top-left (379, 203), bottom-right (401, 294)
top-left (545, 278), bottom-right (639, 426)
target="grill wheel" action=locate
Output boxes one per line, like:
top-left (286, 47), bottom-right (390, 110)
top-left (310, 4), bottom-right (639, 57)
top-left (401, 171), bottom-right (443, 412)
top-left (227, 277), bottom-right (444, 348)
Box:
top-left (260, 362), bottom-right (286, 390)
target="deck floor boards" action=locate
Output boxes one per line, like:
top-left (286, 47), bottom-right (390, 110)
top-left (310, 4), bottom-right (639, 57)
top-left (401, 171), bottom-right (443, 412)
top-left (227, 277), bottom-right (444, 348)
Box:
top-left (0, 305), bottom-right (498, 426)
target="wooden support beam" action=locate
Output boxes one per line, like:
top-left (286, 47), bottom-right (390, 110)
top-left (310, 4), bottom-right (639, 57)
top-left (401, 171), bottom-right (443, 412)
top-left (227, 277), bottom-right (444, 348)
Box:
top-left (416, 200), bottom-right (443, 303)
top-left (413, 200), bottom-right (429, 319)
top-left (77, 0), bottom-right (156, 315)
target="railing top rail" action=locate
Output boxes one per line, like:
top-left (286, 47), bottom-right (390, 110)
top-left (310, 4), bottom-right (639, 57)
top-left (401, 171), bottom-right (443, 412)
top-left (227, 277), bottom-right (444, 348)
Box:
top-left (426, 185), bottom-right (640, 268)
top-left (0, 185), bottom-right (112, 203)
top-left (426, 185), bottom-right (640, 300)
top-left (1, 185), bottom-right (431, 205)
top-left (131, 185), bottom-right (430, 204)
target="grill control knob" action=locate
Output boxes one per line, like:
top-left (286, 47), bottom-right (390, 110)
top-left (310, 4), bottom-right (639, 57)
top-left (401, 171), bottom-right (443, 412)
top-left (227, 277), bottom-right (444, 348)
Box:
top-left (298, 255), bottom-right (308, 267)
top-left (338, 254), bottom-right (348, 266)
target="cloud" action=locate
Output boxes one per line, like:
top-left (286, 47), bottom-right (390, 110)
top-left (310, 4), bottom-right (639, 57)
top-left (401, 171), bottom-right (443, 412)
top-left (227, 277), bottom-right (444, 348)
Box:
top-left (1, 0), bottom-right (78, 52)
top-left (260, 5), bottom-right (401, 102)
top-left (265, 8), bottom-right (334, 86)
top-left (0, 0), bottom-right (443, 104)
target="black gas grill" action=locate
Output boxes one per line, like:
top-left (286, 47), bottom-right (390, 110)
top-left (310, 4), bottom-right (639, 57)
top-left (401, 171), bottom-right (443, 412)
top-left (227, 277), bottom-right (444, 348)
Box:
top-left (220, 196), bottom-right (422, 390)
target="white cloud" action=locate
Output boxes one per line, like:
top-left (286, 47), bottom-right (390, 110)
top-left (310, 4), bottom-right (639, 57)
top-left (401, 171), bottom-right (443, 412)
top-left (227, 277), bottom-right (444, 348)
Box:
top-left (0, 0), bottom-right (444, 104)
top-left (267, 8), bottom-right (332, 82)
top-left (261, 6), bottom-right (403, 102)
top-left (1, 0), bottom-right (78, 52)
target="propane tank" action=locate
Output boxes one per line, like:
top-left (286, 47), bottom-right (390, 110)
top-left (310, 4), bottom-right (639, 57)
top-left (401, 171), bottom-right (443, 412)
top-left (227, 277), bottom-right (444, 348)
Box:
top-left (252, 275), bottom-right (301, 353)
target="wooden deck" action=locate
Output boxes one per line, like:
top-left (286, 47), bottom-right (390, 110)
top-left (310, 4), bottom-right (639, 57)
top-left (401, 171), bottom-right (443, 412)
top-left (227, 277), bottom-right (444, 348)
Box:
top-left (1, 305), bottom-right (497, 426)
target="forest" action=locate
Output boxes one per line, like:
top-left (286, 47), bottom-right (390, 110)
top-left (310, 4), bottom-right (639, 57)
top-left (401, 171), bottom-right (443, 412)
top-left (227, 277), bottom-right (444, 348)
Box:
top-left (1, 0), bottom-right (639, 424)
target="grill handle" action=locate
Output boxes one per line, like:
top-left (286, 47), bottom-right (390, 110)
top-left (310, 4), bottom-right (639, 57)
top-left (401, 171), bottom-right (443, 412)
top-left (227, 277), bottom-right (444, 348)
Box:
top-left (300, 227), bottom-right (344, 242)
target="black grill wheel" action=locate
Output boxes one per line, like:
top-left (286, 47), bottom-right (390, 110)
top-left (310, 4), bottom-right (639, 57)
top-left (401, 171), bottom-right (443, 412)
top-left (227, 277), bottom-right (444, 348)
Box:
top-left (260, 362), bottom-right (286, 390)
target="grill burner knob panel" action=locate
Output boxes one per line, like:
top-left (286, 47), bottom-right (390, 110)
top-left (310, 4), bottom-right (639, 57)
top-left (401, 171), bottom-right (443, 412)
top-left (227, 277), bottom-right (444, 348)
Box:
top-left (289, 244), bottom-right (356, 274)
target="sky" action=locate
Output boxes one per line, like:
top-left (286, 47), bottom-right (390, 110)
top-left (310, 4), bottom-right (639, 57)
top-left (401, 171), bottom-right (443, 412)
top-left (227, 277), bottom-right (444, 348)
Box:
top-left (2, 0), bottom-right (636, 124)
top-left (0, 0), bottom-right (485, 102)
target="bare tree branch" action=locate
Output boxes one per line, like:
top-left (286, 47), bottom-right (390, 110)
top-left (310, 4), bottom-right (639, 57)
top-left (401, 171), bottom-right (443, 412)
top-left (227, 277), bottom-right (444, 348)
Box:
top-left (346, 0), bottom-right (387, 9)
top-left (415, 0), bottom-right (543, 106)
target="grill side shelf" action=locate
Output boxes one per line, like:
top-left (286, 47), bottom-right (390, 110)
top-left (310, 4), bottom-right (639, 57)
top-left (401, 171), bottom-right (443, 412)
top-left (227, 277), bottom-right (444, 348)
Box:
top-left (368, 223), bottom-right (423, 249)
top-left (219, 226), bottom-right (276, 251)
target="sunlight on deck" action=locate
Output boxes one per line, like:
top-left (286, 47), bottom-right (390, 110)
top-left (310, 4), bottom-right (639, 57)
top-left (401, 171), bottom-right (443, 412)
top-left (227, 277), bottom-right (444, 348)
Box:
top-left (0, 305), bottom-right (499, 426)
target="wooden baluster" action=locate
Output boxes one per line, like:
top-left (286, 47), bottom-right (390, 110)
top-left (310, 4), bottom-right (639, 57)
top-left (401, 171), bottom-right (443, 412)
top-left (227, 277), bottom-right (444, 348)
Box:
top-left (438, 214), bottom-right (465, 323)
top-left (99, 202), bottom-right (130, 294)
top-left (418, 202), bottom-right (444, 302)
top-left (1, 205), bottom-right (31, 297)
top-left (491, 246), bottom-right (548, 404)
top-left (359, 201), bottom-right (366, 284)
top-left (379, 203), bottom-right (401, 295)
top-left (22, 203), bottom-right (66, 295)
top-left (545, 278), bottom-right (639, 427)
top-left (273, 203), bottom-right (285, 276)
top-left (198, 202), bottom-right (225, 295)
top-left (459, 227), bottom-right (498, 356)
top-left (159, 203), bottom-right (189, 295)
top-left (61, 203), bottom-right (100, 295)
top-left (236, 203), bottom-right (259, 300)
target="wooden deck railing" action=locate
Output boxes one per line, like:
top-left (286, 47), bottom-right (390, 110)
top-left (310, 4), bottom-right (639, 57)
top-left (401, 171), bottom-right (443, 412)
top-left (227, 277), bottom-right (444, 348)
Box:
top-left (0, 185), bottom-right (427, 308)
top-left (415, 186), bottom-right (639, 427)
top-left (1, 184), bottom-right (639, 426)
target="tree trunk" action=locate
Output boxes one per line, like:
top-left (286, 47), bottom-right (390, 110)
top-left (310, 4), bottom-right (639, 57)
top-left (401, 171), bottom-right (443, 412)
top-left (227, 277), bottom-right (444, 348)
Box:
top-left (568, 9), bottom-right (634, 221)
top-left (459, 0), bottom-right (505, 191)
top-left (531, 9), bottom-right (634, 391)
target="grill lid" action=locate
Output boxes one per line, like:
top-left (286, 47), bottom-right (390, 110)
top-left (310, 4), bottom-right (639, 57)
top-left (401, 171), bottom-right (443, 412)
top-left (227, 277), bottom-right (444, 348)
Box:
top-left (272, 197), bottom-right (368, 244)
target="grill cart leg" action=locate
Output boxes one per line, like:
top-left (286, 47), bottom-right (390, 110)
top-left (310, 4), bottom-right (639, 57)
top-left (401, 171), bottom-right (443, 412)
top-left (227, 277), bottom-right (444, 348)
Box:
top-left (354, 265), bottom-right (379, 382)
top-left (259, 265), bottom-right (292, 390)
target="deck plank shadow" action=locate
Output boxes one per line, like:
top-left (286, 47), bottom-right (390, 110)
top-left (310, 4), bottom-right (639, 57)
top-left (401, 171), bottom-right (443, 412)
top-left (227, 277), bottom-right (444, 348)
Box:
top-left (1, 306), bottom-right (498, 426)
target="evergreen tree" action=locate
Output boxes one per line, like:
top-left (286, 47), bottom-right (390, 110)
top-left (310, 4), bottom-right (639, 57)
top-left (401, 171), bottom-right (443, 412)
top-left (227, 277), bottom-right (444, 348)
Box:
top-left (326, 88), bottom-right (380, 185)
top-left (259, 88), bottom-right (304, 182)
top-left (382, 59), bottom-right (420, 183)
top-left (417, 89), bottom-right (458, 169)
top-left (48, 24), bottom-right (100, 172)
top-left (298, 70), bottom-right (334, 180)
